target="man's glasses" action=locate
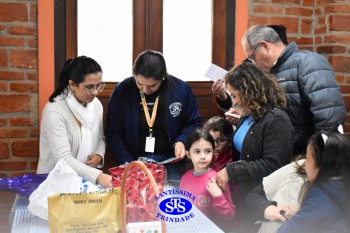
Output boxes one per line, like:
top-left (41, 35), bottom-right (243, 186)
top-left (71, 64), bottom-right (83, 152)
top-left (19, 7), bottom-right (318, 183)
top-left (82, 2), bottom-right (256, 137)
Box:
top-left (76, 82), bottom-right (105, 94)
top-left (214, 137), bottom-right (230, 145)
top-left (247, 43), bottom-right (260, 62)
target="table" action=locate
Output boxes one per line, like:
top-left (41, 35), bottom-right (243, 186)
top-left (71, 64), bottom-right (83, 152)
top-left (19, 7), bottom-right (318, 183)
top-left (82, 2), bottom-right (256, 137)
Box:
top-left (9, 194), bottom-right (49, 233)
top-left (9, 182), bottom-right (224, 233)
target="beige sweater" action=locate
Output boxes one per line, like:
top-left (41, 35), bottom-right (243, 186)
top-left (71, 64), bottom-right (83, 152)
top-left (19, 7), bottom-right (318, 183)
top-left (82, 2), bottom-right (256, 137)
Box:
top-left (37, 94), bottom-right (105, 184)
top-left (258, 159), bottom-right (307, 233)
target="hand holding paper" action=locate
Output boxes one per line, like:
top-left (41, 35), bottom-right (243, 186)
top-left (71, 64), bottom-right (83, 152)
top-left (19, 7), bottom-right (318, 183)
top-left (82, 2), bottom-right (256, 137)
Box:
top-left (225, 108), bottom-right (243, 126)
top-left (212, 79), bottom-right (228, 101)
top-left (224, 112), bottom-right (241, 119)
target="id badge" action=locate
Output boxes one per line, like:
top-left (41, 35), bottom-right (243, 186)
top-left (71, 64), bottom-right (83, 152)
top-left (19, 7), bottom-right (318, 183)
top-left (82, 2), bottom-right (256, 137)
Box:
top-left (145, 136), bottom-right (155, 153)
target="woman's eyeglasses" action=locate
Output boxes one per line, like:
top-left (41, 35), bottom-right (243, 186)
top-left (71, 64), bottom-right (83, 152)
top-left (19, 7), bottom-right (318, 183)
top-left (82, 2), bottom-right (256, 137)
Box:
top-left (76, 82), bottom-right (105, 94)
top-left (214, 137), bottom-right (230, 145)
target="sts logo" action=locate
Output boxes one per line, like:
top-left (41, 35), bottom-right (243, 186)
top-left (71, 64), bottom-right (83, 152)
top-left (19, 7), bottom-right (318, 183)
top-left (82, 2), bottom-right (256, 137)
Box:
top-left (155, 189), bottom-right (196, 222)
top-left (159, 198), bottom-right (192, 215)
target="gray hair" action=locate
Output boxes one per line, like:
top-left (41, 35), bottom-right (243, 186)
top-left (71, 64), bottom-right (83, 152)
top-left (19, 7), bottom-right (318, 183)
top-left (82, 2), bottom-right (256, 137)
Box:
top-left (242, 25), bottom-right (283, 48)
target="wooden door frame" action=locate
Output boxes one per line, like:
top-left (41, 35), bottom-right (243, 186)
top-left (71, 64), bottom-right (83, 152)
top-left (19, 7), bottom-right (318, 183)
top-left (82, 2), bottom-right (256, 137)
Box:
top-left (54, 0), bottom-right (236, 80)
top-left (39, 0), bottom-right (248, 127)
top-left (53, 0), bottom-right (237, 121)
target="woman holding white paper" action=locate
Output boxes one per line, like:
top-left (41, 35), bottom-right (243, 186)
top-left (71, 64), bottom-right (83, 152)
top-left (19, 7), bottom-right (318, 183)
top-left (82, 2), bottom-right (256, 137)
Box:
top-left (38, 56), bottom-right (112, 188)
top-left (216, 62), bottom-right (294, 231)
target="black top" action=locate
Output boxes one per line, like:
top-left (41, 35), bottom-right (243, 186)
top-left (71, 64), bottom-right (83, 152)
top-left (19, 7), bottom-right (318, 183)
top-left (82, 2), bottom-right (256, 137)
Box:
top-left (137, 91), bottom-right (172, 155)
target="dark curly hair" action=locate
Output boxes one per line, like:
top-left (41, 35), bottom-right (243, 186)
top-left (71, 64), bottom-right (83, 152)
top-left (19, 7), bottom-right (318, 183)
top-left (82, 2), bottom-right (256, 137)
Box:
top-left (203, 116), bottom-right (233, 139)
top-left (225, 62), bottom-right (286, 120)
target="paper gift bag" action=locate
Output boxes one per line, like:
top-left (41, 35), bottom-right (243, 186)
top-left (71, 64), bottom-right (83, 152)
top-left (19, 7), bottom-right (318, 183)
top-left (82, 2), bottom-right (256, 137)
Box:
top-left (48, 188), bottom-right (121, 233)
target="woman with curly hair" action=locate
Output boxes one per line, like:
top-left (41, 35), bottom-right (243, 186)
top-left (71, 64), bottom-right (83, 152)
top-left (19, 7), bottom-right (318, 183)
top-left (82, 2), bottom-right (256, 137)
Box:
top-left (216, 62), bottom-right (294, 231)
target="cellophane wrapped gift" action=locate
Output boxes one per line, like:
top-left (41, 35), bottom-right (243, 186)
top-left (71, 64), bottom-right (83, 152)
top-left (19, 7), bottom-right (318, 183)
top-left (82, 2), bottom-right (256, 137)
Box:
top-left (108, 158), bottom-right (166, 223)
top-left (0, 174), bottom-right (48, 196)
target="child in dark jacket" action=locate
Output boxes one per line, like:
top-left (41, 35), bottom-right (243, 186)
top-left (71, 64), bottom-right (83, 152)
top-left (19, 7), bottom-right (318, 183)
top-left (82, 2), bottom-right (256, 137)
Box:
top-left (278, 126), bottom-right (350, 233)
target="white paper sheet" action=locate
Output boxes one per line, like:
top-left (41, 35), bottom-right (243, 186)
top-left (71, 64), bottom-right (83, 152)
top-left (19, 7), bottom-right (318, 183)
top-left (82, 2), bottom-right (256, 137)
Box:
top-left (204, 64), bottom-right (228, 82)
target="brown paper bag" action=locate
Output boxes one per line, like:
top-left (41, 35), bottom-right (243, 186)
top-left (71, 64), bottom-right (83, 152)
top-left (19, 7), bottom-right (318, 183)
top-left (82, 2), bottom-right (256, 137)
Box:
top-left (48, 188), bottom-right (121, 233)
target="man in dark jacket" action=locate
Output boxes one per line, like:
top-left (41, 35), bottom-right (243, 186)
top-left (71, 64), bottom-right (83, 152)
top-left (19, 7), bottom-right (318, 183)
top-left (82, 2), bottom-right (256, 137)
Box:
top-left (217, 25), bottom-right (346, 156)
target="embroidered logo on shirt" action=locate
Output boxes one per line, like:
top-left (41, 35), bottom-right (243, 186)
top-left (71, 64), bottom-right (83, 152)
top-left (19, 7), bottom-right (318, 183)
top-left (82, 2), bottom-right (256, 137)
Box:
top-left (169, 102), bottom-right (182, 117)
top-left (197, 195), bottom-right (211, 208)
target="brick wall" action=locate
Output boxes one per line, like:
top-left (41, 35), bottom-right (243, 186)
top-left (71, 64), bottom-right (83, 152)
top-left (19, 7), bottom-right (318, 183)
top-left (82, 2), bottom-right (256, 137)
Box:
top-left (0, 1), bottom-right (38, 177)
top-left (0, 0), bottom-right (349, 177)
top-left (249, 0), bottom-right (350, 132)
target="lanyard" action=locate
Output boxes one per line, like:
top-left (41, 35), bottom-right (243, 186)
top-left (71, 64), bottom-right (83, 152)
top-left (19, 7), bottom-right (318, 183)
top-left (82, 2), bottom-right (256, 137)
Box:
top-left (140, 89), bottom-right (159, 137)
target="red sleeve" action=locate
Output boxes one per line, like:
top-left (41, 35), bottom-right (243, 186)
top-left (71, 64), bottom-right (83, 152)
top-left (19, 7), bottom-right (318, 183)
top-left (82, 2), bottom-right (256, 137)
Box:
top-left (211, 183), bottom-right (236, 220)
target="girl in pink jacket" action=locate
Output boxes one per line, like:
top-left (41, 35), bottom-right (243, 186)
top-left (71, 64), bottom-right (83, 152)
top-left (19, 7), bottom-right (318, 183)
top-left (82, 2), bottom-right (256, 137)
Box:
top-left (180, 128), bottom-right (236, 232)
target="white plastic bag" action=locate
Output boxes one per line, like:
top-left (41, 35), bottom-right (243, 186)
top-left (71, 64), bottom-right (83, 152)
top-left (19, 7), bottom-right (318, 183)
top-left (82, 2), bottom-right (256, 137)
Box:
top-left (28, 158), bottom-right (99, 220)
